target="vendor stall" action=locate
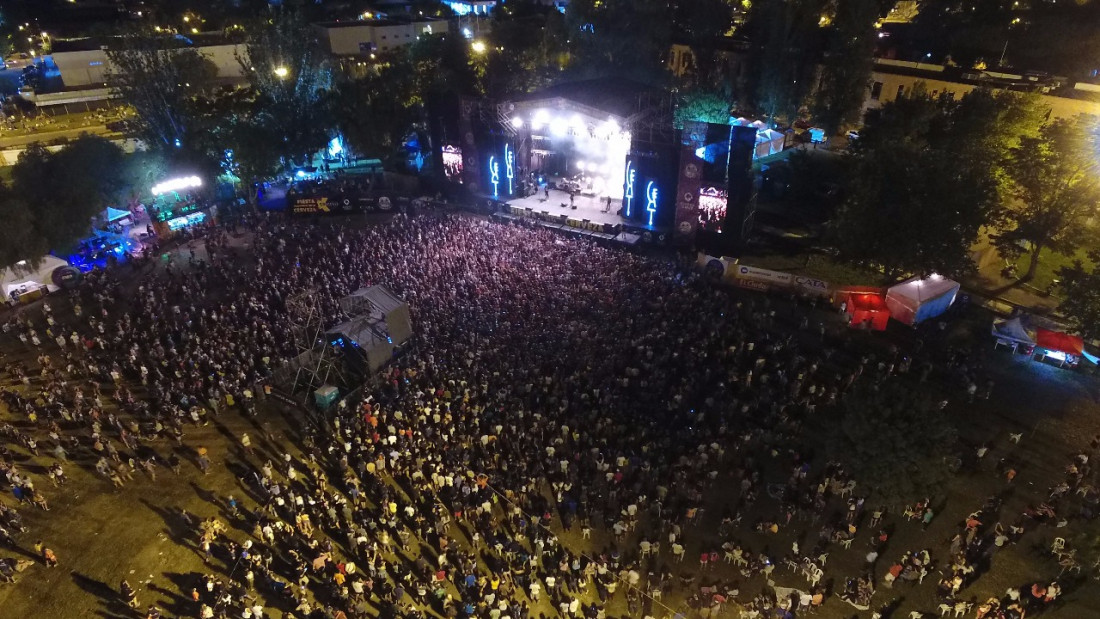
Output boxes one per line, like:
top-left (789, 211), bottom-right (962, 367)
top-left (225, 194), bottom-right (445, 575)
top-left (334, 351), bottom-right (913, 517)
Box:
top-left (992, 317), bottom-right (1035, 353)
top-left (1034, 328), bottom-right (1084, 368)
top-left (845, 292), bottom-right (890, 331)
top-left (101, 206), bottom-right (134, 229)
top-left (148, 175), bottom-right (214, 237)
top-left (1, 255), bottom-right (69, 304)
top-left (885, 274), bottom-right (960, 326)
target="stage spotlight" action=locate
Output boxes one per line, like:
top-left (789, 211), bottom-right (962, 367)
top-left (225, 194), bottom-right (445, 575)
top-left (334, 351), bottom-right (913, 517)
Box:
top-left (587, 162), bottom-right (599, 172)
top-left (533, 109), bottom-right (550, 130)
top-left (550, 118), bottom-right (568, 135)
top-left (576, 160), bottom-right (586, 170)
top-left (510, 116), bottom-right (523, 129)
top-left (570, 114), bottom-right (584, 128)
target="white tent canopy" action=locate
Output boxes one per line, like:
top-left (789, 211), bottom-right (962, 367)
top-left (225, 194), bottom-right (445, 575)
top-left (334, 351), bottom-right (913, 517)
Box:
top-left (1, 255), bottom-right (69, 301)
top-left (885, 274), bottom-right (960, 325)
top-left (992, 317), bottom-right (1035, 345)
top-left (103, 207), bottom-right (133, 224)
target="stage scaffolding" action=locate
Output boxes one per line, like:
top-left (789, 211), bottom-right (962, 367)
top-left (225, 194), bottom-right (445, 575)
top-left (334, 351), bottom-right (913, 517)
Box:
top-left (284, 289), bottom-right (346, 403)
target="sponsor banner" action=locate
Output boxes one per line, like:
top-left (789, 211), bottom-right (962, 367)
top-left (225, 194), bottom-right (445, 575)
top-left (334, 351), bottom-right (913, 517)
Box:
top-left (734, 265), bottom-right (793, 286)
top-left (794, 275), bottom-right (830, 296)
top-left (734, 278), bottom-right (770, 292)
top-left (291, 194), bottom-right (405, 215)
top-left (293, 196), bottom-right (331, 214)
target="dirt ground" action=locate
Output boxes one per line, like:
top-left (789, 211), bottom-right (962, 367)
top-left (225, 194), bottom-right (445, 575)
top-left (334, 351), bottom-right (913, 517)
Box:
top-left (1, 230), bottom-right (1099, 619)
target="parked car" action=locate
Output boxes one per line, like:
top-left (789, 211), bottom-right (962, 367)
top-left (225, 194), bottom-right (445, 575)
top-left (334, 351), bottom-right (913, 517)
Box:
top-left (2, 53), bottom-right (33, 71)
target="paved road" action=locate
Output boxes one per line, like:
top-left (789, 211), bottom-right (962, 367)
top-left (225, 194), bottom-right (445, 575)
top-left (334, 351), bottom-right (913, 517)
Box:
top-left (0, 124), bottom-right (119, 149)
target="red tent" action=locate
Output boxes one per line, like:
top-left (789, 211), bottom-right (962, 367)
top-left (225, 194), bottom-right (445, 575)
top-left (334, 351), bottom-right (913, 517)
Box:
top-left (1035, 329), bottom-right (1083, 355)
top-left (846, 292), bottom-right (890, 331)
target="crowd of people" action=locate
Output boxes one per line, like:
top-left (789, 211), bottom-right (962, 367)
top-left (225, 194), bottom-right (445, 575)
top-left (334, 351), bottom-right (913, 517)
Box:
top-left (0, 211), bottom-right (1097, 619)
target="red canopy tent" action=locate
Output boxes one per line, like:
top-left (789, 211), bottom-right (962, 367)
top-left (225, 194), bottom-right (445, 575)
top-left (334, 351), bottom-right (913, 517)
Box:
top-left (846, 292), bottom-right (890, 331)
top-left (1035, 328), bottom-right (1083, 355)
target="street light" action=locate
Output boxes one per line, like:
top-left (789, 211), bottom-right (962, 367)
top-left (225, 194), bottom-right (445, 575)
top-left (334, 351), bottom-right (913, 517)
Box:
top-left (274, 66), bottom-right (289, 78)
top-left (471, 40), bottom-right (487, 54)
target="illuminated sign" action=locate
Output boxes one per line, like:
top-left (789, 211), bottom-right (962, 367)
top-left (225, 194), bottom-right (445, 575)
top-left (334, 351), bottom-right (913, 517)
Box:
top-left (489, 156), bottom-right (500, 197)
top-left (624, 161), bottom-right (636, 217)
top-left (504, 144), bottom-right (514, 196)
top-left (152, 175), bottom-right (202, 195)
top-left (645, 181), bottom-right (659, 227)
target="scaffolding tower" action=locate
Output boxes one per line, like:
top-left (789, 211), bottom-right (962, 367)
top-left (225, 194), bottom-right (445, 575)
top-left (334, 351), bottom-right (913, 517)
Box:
top-left (285, 288), bottom-right (345, 402)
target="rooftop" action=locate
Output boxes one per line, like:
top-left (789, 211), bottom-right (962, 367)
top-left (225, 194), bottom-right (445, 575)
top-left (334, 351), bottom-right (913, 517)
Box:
top-left (511, 78), bottom-right (662, 121)
top-left (50, 32), bottom-right (240, 54)
top-left (315, 17), bottom-right (446, 29)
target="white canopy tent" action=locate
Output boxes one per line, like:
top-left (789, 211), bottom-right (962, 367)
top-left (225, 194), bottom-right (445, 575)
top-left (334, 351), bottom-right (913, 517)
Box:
top-left (1, 255), bottom-right (69, 303)
top-left (885, 274), bottom-right (960, 325)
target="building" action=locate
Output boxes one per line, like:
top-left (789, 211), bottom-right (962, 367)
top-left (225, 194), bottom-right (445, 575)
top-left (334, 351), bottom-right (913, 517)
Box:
top-left (442, 0), bottom-right (497, 15)
top-left (667, 40), bottom-right (750, 83)
top-left (314, 18), bottom-right (449, 57)
top-left (20, 34), bottom-right (247, 112)
top-left (43, 34), bottom-right (246, 90)
top-left (864, 59), bottom-right (1100, 120)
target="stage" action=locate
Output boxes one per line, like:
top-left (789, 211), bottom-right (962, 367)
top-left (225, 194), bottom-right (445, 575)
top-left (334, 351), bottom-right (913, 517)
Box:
top-left (493, 187), bottom-right (667, 245)
top-left (507, 187), bottom-right (627, 227)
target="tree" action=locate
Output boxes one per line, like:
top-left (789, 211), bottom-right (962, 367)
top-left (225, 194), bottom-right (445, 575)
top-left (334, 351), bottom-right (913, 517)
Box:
top-left (812, 0), bottom-right (879, 135)
top-left (830, 87), bottom-right (1042, 278)
top-left (483, 12), bottom-right (568, 97)
top-left (827, 382), bottom-right (958, 505)
top-left (1055, 254), bottom-right (1100, 340)
top-left (564, 0), bottom-right (673, 82)
top-left (913, 0), bottom-right (1100, 78)
top-left (745, 0), bottom-right (829, 125)
top-left (408, 34), bottom-right (483, 99)
top-left (106, 27), bottom-right (220, 149)
top-left (191, 88), bottom-right (282, 183)
top-left (238, 11), bottom-right (335, 169)
top-left (0, 183), bottom-right (40, 269)
top-left (674, 89), bottom-right (732, 128)
top-left (673, 0), bottom-right (735, 87)
top-left (0, 136), bottom-right (130, 268)
top-left (332, 54), bottom-right (420, 161)
top-left (996, 116), bottom-right (1100, 282)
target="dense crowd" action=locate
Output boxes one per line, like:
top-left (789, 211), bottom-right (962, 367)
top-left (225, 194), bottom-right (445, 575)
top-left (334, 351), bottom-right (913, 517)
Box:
top-left (0, 212), bottom-right (1097, 619)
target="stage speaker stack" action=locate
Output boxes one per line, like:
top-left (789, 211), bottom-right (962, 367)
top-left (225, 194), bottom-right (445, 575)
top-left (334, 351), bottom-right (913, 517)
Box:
top-left (724, 125), bottom-right (758, 251)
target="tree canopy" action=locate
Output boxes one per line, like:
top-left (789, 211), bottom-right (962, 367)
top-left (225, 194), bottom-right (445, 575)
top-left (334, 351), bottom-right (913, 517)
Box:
top-left (105, 27), bottom-right (220, 149)
top-left (1056, 253), bottom-right (1100, 341)
top-left (830, 87), bottom-right (1043, 278)
top-left (237, 11), bottom-right (335, 170)
top-left (674, 89), bottom-right (732, 128)
top-left (0, 136), bottom-right (131, 268)
top-left (827, 382), bottom-right (959, 505)
top-left (995, 116), bottom-right (1100, 281)
top-left (563, 0), bottom-right (673, 83)
top-left (812, 0), bottom-right (879, 135)
top-left (912, 0), bottom-right (1100, 78)
top-left (332, 52), bottom-right (421, 162)
top-left (744, 0), bottom-right (828, 125)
